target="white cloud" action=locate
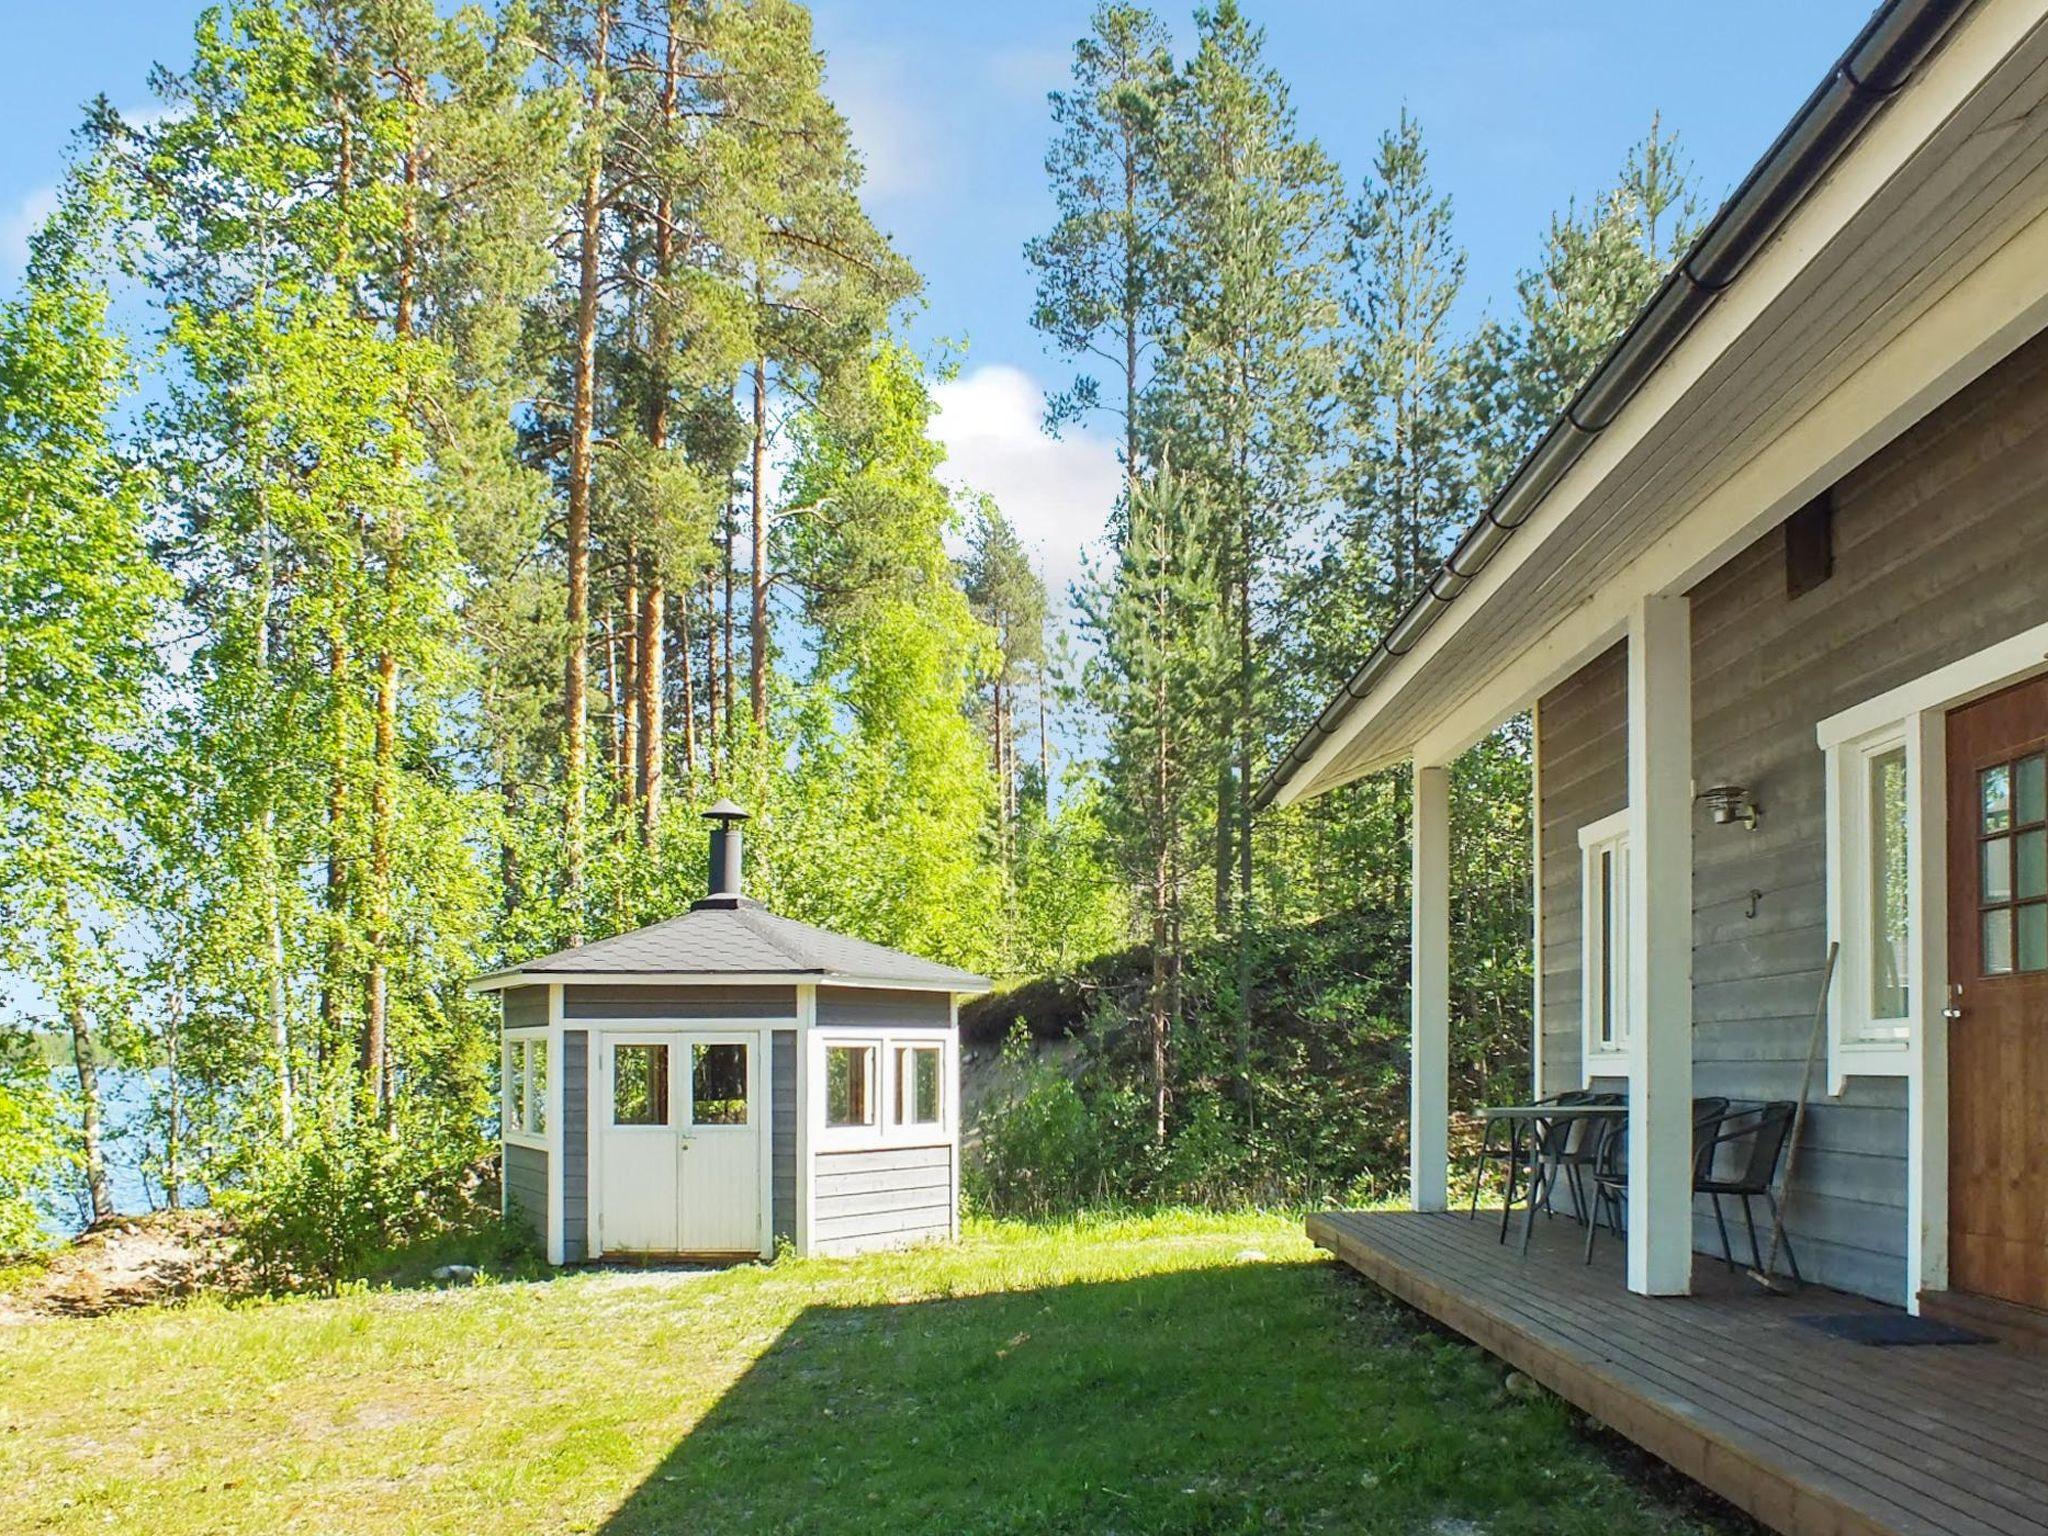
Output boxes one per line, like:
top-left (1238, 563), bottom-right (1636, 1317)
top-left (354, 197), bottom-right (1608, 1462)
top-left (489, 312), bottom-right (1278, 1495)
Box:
top-left (827, 44), bottom-right (952, 204)
top-left (930, 364), bottom-right (1123, 610)
top-left (0, 184), bottom-right (59, 274)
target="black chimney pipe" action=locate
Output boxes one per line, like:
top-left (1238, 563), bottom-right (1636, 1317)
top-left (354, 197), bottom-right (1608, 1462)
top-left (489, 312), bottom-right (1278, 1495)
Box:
top-left (703, 799), bottom-right (748, 899)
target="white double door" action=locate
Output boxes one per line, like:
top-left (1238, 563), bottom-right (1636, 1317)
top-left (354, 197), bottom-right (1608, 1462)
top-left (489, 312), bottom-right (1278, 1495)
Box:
top-left (597, 1029), bottom-right (762, 1256)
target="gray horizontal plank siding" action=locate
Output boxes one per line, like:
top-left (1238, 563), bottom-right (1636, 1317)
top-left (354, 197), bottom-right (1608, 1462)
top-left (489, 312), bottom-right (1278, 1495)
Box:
top-left (562, 1031), bottom-right (588, 1261)
top-left (1537, 642), bottom-right (1627, 1096)
top-left (772, 1030), bottom-right (796, 1248)
top-left (564, 983), bottom-right (796, 1020)
top-left (502, 985), bottom-right (548, 1031)
top-left (815, 987), bottom-right (951, 1029)
top-left (1534, 328), bottom-right (2048, 1304)
top-left (504, 1143), bottom-right (548, 1248)
top-left (811, 1144), bottom-right (952, 1254)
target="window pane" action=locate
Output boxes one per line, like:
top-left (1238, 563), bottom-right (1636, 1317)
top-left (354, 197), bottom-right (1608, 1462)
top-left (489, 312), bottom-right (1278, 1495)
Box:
top-left (1598, 849), bottom-right (1616, 1046)
top-left (2019, 755), bottom-right (2047, 827)
top-left (614, 1043), bottom-right (669, 1126)
top-left (1982, 836), bottom-right (2013, 904)
top-left (2019, 829), bottom-right (2047, 901)
top-left (1982, 765), bottom-right (2011, 833)
top-left (529, 1043), bottom-right (548, 1134)
top-left (2020, 904), bottom-right (2048, 973)
top-left (507, 1043), bottom-right (525, 1133)
top-left (1984, 909), bottom-right (2014, 976)
top-left (914, 1047), bottom-right (941, 1125)
top-left (1868, 747), bottom-right (1910, 1020)
top-left (691, 1043), bottom-right (748, 1125)
top-left (892, 1047), bottom-right (908, 1126)
top-left (826, 1045), bottom-right (873, 1128)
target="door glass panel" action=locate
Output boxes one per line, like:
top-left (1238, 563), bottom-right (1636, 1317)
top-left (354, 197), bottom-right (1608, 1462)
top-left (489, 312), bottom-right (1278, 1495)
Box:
top-left (2020, 829), bottom-right (2047, 901)
top-left (1982, 765), bottom-right (2011, 832)
top-left (613, 1043), bottom-right (670, 1126)
top-left (1984, 909), bottom-right (2014, 975)
top-left (2019, 754), bottom-right (2047, 826)
top-left (2020, 904), bottom-right (2048, 973)
top-left (691, 1043), bottom-right (748, 1125)
top-left (1983, 837), bottom-right (2014, 903)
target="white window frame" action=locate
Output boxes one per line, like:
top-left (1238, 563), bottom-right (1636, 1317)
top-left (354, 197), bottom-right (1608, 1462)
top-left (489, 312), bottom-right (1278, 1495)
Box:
top-left (1578, 809), bottom-right (1633, 1075)
top-left (503, 1029), bottom-right (549, 1149)
top-left (818, 1037), bottom-right (881, 1146)
top-left (1826, 726), bottom-right (1918, 1077)
top-left (892, 1040), bottom-right (945, 1131)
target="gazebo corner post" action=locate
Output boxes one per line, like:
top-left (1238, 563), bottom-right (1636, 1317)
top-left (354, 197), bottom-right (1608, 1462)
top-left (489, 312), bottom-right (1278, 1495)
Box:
top-left (1626, 593), bottom-right (1695, 1296)
top-left (1411, 760), bottom-right (1453, 1212)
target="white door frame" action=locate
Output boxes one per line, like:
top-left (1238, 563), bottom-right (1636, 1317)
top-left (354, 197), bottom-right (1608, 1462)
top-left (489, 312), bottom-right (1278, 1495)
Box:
top-left (588, 1019), bottom-right (776, 1261)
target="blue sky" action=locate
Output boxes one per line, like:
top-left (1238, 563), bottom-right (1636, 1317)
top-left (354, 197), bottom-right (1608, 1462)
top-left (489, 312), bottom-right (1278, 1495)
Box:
top-left (0, 0), bottom-right (1877, 596)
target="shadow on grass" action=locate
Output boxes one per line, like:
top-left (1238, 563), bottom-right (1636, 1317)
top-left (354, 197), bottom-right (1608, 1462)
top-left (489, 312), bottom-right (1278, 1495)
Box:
top-left (596, 1256), bottom-right (1739, 1536)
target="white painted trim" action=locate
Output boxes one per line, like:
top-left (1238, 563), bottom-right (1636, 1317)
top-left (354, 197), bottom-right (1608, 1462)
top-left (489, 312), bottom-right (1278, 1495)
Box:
top-left (1907, 709), bottom-right (1951, 1312)
top-left (1530, 701), bottom-right (1545, 1102)
top-left (795, 984), bottom-right (815, 1256)
top-left (1410, 763), bottom-right (1451, 1212)
top-left (471, 969), bottom-right (986, 995)
top-left (948, 996), bottom-right (962, 1243)
top-left (1276, 1), bottom-right (2048, 800)
top-left (1627, 595), bottom-right (1694, 1297)
top-left (1577, 810), bottom-right (1634, 1080)
top-left (546, 984), bottom-right (565, 1266)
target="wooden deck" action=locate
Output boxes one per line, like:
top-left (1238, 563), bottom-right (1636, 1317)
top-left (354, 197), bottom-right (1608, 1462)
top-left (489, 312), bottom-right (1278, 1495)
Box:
top-left (1309, 1210), bottom-right (2048, 1536)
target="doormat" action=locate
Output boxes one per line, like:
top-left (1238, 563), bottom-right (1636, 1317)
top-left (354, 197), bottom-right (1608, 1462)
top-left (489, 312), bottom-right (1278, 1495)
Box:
top-left (1794, 1313), bottom-right (1993, 1347)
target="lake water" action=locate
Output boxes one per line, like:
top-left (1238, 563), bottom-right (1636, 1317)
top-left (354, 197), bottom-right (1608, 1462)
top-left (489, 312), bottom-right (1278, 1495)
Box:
top-left (44, 1065), bottom-right (204, 1237)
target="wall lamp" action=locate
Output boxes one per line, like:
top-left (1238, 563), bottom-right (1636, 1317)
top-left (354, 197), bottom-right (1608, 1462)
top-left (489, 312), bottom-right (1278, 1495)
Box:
top-left (1697, 784), bottom-right (1761, 831)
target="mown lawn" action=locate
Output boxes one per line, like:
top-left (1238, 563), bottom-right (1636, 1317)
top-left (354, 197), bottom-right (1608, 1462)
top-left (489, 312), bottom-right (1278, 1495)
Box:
top-left (0, 1213), bottom-right (1740, 1535)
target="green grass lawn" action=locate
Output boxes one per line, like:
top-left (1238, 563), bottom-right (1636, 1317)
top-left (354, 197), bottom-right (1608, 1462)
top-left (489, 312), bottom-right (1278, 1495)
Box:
top-left (0, 1213), bottom-right (1740, 1535)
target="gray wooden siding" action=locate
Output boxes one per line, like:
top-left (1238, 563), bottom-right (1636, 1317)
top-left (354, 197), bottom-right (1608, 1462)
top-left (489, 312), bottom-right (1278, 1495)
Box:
top-left (1533, 327), bottom-right (2048, 1303)
top-left (562, 1030), bottom-right (589, 1260)
top-left (1536, 642), bottom-right (1628, 1095)
top-left (815, 986), bottom-right (951, 1029)
top-left (502, 985), bottom-right (548, 1031)
top-left (563, 983), bottom-right (796, 1020)
top-left (772, 1030), bottom-right (796, 1247)
top-left (811, 1144), bottom-right (952, 1255)
top-left (504, 1143), bottom-right (548, 1247)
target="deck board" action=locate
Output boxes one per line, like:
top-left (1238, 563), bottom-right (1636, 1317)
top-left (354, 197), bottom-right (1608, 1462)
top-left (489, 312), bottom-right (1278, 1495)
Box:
top-left (1309, 1209), bottom-right (2048, 1536)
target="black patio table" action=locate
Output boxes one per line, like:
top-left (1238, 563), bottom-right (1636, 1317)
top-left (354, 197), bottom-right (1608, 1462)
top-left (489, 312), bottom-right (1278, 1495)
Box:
top-left (1474, 1101), bottom-right (1628, 1254)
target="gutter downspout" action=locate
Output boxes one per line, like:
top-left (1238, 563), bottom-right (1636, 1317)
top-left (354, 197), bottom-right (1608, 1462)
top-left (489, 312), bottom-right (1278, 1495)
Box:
top-left (1254, 0), bottom-right (1972, 811)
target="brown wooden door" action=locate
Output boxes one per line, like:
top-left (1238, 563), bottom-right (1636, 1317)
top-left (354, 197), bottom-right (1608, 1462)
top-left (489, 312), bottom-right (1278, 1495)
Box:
top-left (1946, 677), bottom-right (2048, 1312)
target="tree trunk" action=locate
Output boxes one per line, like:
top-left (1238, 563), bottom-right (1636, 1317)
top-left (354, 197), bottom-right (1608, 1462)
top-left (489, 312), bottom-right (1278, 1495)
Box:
top-left (677, 586), bottom-right (696, 775)
top-left (324, 628), bottom-right (350, 1068)
top-left (749, 351), bottom-right (769, 728)
top-left (362, 646), bottom-right (396, 1114)
top-left (562, 0), bottom-right (610, 942)
top-left (722, 503), bottom-right (736, 746)
top-left (705, 567), bottom-right (721, 781)
top-left (55, 892), bottom-right (112, 1225)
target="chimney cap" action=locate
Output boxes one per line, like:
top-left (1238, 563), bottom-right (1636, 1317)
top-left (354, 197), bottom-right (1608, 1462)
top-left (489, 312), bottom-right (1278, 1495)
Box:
top-left (703, 798), bottom-right (749, 824)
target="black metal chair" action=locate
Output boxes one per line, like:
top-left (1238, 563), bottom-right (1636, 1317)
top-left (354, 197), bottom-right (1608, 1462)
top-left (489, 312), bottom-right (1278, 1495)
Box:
top-left (1694, 1100), bottom-right (1802, 1281)
top-left (1547, 1091), bottom-right (1626, 1226)
top-left (1467, 1090), bottom-right (1593, 1227)
top-left (1583, 1097), bottom-right (1730, 1264)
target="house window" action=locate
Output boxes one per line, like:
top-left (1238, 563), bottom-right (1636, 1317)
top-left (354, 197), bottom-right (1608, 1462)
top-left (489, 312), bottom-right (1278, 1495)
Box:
top-left (1578, 811), bottom-right (1632, 1067)
top-left (825, 1044), bottom-right (875, 1128)
top-left (1838, 733), bottom-right (1913, 1045)
top-left (894, 1044), bottom-right (942, 1128)
top-left (1977, 752), bottom-right (2047, 975)
top-left (504, 1035), bottom-right (547, 1143)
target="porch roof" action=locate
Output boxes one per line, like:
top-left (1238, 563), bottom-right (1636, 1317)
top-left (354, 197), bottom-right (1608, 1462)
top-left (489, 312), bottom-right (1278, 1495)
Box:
top-left (1262, 0), bottom-right (2048, 806)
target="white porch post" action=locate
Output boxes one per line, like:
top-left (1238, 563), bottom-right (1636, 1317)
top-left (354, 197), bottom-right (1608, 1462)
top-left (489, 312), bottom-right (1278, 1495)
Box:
top-left (1411, 761), bottom-right (1451, 1211)
top-left (1626, 594), bottom-right (1694, 1296)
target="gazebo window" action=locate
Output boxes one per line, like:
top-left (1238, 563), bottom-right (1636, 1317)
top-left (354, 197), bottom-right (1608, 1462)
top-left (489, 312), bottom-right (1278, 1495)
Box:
top-left (825, 1043), bottom-right (876, 1128)
top-left (504, 1034), bottom-right (547, 1144)
top-left (895, 1044), bottom-right (942, 1128)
